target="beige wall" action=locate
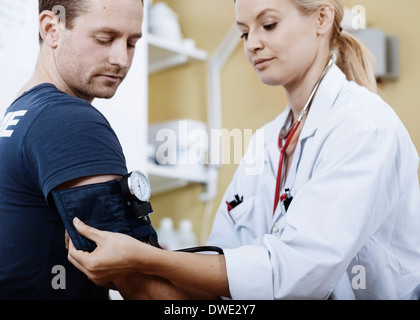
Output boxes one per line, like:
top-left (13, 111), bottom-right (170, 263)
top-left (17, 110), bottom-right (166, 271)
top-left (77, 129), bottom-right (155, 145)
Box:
top-left (344, 0), bottom-right (420, 157)
top-left (148, 0), bottom-right (420, 242)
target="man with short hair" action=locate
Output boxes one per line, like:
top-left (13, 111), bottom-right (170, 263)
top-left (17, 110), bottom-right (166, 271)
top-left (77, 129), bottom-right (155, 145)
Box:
top-left (0, 0), bottom-right (144, 299)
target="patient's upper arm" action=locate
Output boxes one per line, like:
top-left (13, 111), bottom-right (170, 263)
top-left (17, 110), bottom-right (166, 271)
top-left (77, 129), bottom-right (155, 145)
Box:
top-left (55, 175), bottom-right (122, 190)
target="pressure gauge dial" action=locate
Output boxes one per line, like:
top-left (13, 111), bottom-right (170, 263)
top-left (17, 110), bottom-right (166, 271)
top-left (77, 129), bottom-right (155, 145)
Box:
top-left (122, 171), bottom-right (151, 202)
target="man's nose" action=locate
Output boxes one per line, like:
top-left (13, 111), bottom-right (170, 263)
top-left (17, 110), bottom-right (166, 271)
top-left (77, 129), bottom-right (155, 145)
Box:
top-left (109, 40), bottom-right (130, 69)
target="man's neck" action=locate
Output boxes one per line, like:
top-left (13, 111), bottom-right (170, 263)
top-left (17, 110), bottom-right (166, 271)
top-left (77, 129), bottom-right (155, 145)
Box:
top-left (17, 51), bottom-right (53, 98)
top-left (17, 49), bottom-right (94, 103)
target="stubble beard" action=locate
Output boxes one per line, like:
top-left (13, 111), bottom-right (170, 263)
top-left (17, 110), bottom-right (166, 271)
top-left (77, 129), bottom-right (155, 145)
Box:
top-left (71, 66), bottom-right (127, 102)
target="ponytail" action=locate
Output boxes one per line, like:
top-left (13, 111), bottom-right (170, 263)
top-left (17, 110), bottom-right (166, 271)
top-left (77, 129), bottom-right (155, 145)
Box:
top-left (334, 30), bottom-right (378, 93)
top-left (294, 0), bottom-right (378, 93)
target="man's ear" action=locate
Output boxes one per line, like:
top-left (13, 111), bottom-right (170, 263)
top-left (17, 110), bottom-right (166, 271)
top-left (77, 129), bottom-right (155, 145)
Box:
top-left (315, 5), bottom-right (335, 36)
top-left (39, 11), bottom-right (62, 48)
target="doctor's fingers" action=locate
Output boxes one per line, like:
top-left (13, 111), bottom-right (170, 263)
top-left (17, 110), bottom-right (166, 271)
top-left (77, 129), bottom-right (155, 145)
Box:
top-left (72, 217), bottom-right (107, 243)
top-left (67, 228), bottom-right (148, 284)
top-left (67, 239), bottom-right (93, 277)
top-left (67, 239), bottom-right (117, 285)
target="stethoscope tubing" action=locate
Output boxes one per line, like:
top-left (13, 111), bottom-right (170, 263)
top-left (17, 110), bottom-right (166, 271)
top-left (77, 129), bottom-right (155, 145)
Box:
top-left (280, 54), bottom-right (336, 139)
top-left (273, 53), bottom-right (337, 215)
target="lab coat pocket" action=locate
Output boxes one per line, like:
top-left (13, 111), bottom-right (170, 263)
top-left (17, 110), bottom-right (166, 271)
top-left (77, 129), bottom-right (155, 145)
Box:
top-left (228, 196), bottom-right (255, 223)
top-left (229, 196), bottom-right (264, 244)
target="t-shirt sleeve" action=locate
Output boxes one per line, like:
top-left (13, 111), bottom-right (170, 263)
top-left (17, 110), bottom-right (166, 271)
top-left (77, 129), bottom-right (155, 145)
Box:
top-left (22, 100), bottom-right (128, 199)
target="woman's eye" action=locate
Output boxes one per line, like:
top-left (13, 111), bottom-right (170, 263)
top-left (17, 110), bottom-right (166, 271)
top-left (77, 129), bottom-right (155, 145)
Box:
top-left (240, 33), bottom-right (249, 40)
top-left (264, 23), bottom-right (277, 31)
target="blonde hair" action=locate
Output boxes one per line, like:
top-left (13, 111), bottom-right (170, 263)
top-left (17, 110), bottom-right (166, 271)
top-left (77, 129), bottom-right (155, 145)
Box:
top-left (294, 0), bottom-right (378, 93)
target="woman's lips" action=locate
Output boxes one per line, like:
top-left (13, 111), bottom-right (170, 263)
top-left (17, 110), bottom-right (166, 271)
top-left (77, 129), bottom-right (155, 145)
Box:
top-left (254, 58), bottom-right (275, 70)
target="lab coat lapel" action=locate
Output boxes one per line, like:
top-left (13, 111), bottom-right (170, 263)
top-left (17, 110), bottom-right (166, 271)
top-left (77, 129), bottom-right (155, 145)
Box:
top-left (264, 65), bottom-right (346, 219)
top-left (299, 64), bottom-right (347, 140)
top-left (288, 65), bottom-right (346, 197)
top-left (266, 65), bottom-right (346, 177)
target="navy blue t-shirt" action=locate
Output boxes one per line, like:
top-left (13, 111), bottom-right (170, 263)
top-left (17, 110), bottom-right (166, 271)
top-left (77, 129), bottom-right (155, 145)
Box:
top-left (0, 84), bottom-right (127, 299)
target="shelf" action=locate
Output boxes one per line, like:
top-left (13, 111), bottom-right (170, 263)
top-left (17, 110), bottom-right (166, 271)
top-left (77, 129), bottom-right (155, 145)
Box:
top-left (145, 14), bottom-right (220, 201)
top-left (148, 34), bottom-right (208, 74)
top-left (148, 162), bottom-right (209, 184)
top-left (147, 34), bottom-right (212, 199)
top-left (148, 162), bottom-right (210, 196)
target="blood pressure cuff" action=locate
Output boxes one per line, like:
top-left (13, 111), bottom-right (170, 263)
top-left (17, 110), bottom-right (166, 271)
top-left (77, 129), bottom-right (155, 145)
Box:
top-left (51, 180), bottom-right (158, 252)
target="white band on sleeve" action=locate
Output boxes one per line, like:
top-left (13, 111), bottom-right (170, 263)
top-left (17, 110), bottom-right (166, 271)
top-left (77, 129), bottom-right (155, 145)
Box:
top-left (224, 245), bottom-right (274, 300)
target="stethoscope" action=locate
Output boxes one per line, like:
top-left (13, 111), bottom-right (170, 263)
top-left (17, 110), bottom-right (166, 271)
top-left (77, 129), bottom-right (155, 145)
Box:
top-left (273, 53), bottom-right (337, 215)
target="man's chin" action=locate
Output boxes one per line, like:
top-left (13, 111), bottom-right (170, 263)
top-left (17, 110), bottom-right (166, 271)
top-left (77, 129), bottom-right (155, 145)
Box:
top-left (89, 86), bottom-right (120, 100)
top-left (95, 92), bottom-right (117, 100)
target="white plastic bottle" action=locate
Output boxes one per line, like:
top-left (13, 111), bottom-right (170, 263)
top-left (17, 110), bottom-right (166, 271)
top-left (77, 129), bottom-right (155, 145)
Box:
top-left (177, 219), bottom-right (198, 250)
top-left (156, 217), bottom-right (179, 251)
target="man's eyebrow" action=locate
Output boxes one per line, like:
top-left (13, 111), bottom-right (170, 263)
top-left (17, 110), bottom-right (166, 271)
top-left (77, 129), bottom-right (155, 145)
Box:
top-left (89, 28), bottom-right (143, 39)
top-left (130, 32), bottom-right (143, 39)
top-left (236, 8), bottom-right (281, 27)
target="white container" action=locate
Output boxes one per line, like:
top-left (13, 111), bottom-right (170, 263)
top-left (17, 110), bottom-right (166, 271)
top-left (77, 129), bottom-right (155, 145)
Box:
top-left (156, 217), bottom-right (179, 251)
top-left (148, 2), bottom-right (183, 41)
top-left (177, 219), bottom-right (198, 249)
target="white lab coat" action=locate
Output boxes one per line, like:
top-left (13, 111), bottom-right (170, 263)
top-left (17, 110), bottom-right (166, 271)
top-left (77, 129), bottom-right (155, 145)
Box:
top-left (207, 64), bottom-right (420, 300)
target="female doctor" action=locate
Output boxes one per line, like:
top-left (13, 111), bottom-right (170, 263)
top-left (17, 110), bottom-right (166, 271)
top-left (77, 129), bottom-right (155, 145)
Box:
top-left (67, 0), bottom-right (420, 300)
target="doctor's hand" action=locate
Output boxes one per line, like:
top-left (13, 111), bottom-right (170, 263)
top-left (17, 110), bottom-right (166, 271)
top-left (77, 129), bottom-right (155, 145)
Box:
top-left (67, 218), bottom-right (189, 299)
top-left (67, 217), bottom-right (154, 286)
